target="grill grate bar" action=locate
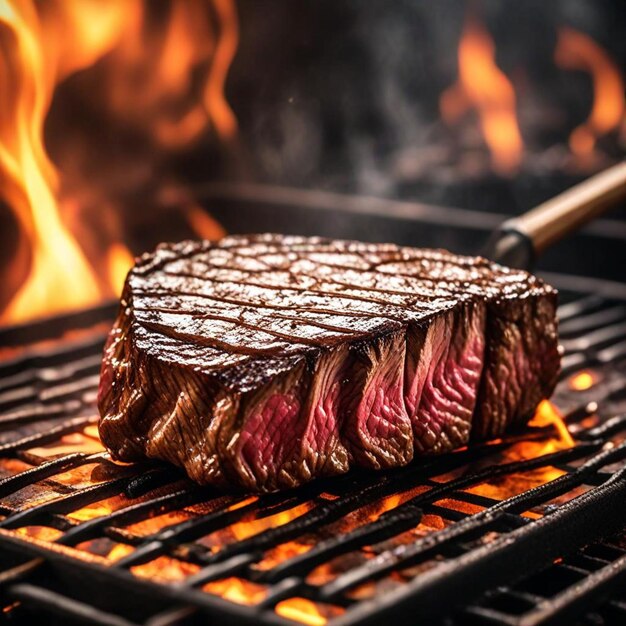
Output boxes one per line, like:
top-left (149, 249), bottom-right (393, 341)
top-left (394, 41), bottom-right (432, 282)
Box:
top-left (5, 583), bottom-right (140, 626)
top-left (0, 333), bottom-right (107, 379)
top-left (111, 488), bottom-right (316, 568)
top-left (0, 354), bottom-right (102, 397)
top-left (0, 401), bottom-right (88, 427)
top-left (0, 415), bottom-right (98, 456)
top-left (558, 305), bottom-right (626, 337)
top-left (327, 468), bottom-right (626, 624)
top-left (59, 486), bottom-right (213, 547)
top-left (110, 436), bottom-right (584, 572)
top-left (192, 440), bottom-right (593, 565)
top-left (32, 374), bottom-right (100, 406)
top-left (556, 296), bottom-right (608, 322)
top-left (315, 443), bottom-right (626, 601)
top-left (250, 443), bottom-right (602, 585)
top-left (0, 452), bottom-right (102, 498)
top-left (464, 548), bottom-right (626, 626)
top-left (259, 504), bottom-right (424, 584)
top-left (0, 302), bottom-right (116, 348)
top-left (560, 322), bottom-right (626, 354)
top-left (0, 475), bottom-right (141, 530)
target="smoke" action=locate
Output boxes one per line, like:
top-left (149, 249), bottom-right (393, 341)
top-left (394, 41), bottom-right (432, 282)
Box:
top-left (224, 0), bottom-right (625, 203)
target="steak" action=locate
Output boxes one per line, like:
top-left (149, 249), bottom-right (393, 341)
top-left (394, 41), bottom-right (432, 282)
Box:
top-left (98, 234), bottom-right (560, 491)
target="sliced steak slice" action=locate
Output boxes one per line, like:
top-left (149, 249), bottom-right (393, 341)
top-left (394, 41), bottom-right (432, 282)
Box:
top-left (409, 302), bottom-right (486, 454)
top-left (98, 234), bottom-right (560, 492)
top-left (341, 329), bottom-right (413, 470)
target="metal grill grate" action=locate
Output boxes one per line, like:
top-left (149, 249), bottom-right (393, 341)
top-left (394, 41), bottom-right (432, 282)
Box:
top-left (0, 289), bottom-right (625, 626)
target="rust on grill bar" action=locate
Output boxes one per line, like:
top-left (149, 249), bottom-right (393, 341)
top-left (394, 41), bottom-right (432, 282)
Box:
top-left (0, 287), bottom-right (625, 626)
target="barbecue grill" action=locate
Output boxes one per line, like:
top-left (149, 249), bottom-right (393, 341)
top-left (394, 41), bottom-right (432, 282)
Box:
top-left (2, 0), bottom-right (626, 623)
top-left (1, 191), bottom-right (625, 626)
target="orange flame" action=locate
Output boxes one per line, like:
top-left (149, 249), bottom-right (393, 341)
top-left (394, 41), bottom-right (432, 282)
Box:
top-left (203, 578), bottom-right (267, 606)
top-left (1, 1), bottom-right (237, 325)
top-left (568, 370), bottom-right (597, 391)
top-left (275, 598), bottom-right (329, 626)
top-left (184, 204), bottom-right (227, 241)
top-left (555, 27), bottom-right (625, 157)
top-left (203, 0), bottom-right (239, 141)
top-left (105, 243), bottom-right (135, 298)
top-left (529, 399), bottom-right (575, 448)
top-left (440, 15), bottom-right (523, 174)
top-left (0, 1), bottom-right (105, 324)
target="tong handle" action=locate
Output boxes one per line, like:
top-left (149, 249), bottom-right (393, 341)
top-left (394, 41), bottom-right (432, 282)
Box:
top-left (486, 161), bottom-right (626, 268)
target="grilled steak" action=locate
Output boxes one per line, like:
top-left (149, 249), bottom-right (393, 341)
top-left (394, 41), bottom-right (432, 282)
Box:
top-left (98, 234), bottom-right (560, 491)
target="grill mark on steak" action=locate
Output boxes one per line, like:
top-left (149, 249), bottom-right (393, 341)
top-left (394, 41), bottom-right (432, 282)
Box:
top-left (166, 241), bottom-right (482, 291)
top-left (182, 254), bottom-right (462, 299)
top-left (136, 317), bottom-right (327, 353)
top-left (177, 243), bottom-right (548, 307)
top-left (199, 239), bottom-right (547, 298)
top-left (133, 306), bottom-right (376, 340)
top-left (161, 268), bottom-right (424, 309)
top-left (211, 240), bottom-right (499, 279)
top-left (98, 235), bottom-right (560, 492)
top-left (133, 288), bottom-right (407, 323)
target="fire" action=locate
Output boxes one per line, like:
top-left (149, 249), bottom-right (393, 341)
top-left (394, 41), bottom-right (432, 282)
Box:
top-left (184, 204), bottom-right (227, 241)
top-left (568, 370), bottom-right (597, 391)
top-left (0, 0), bottom-right (237, 325)
top-left (440, 15), bottom-right (523, 174)
top-left (0, 1), bottom-right (104, 323)
top-left (529, 399), bottom-right (575, 448)
top-left (203, 578), bottom-right (267, 606)
top-left (106, 243), bottom-right (135, 296)
top-left (275, 598), bottom-right (330, 626)
top-left (228, 502), bottom-right (313, 542)
top-left (132, 556), bottom-right (200, 582)
top-left (203, 0), bottom-right (239, 141)
top-left (555, 27), bottom-right (625, 157)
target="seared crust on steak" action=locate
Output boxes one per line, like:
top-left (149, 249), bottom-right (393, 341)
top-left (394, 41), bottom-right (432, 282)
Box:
top-left (98, 234), bottom-right (560, 491)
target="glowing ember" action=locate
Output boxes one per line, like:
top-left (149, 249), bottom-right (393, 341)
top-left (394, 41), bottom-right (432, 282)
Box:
top-left (275, 598), bottom-right (338, 626)
top-left (68, 503), bottom-right (117, 523)
top-left (16, 526), bottom-right (63, 542)
top-left (131, 556), bottom-right (199, 582)
top-left (555, 27), bottom-right (625, 157)
top-left (529, 399), bottom-right (575, 448)
top-left (107, 544), bottom-right (135, 562)
top-left (203, 578), bottom-right (267, 606)
top-left (568, 370), bottom-right (598, 391)
top-left (27, 430), bottom-right (105, 458)
top-left (228, 502), bottom-right (313, 542)
top-left (440, 15), bottom-right (523, 174)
